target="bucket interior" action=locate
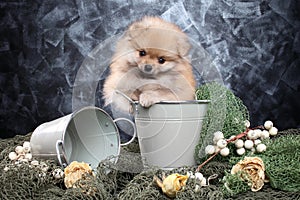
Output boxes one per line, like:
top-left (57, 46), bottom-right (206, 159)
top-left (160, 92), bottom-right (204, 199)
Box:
top-left (63, 108), bottom-right (120, 169)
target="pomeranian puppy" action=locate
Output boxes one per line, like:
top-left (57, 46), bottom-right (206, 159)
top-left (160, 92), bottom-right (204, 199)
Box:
top-left (103, 16), bottom-right (196, 112)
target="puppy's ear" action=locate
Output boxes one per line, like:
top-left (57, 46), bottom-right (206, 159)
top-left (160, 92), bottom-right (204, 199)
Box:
top-left (177, 35), bottom-right (191, 58)
top-left (126, 21), bottom-right (147, 40)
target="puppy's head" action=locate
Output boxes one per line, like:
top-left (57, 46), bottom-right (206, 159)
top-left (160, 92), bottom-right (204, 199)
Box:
top-left (114, 17), bottom-right (191, 76)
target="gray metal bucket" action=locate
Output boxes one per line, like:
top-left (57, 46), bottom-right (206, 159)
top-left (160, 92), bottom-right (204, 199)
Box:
top-left (134, 101), bottom-right (209, 168)
top-left (30, 106), bottom-right (136, 169)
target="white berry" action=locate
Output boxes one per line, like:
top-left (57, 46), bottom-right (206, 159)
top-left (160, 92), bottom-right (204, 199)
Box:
top-left (31, 160), bottom-right (39, 166)
top-left (261, 130), bottom-right (270, 139)
top-left (244, 120), bottom-right (250, 128)
top-left (256, 143), bottom-right (267, 152)
top-left (25, 153), bottom-right (32, 161)
top-left (269, 127), bottom-right (278, 136)
top-left (214, 146), bottom-right (221, 153)
top-left (247, 130), bottom-right (257, 140)
top-left (195, 172), bottom-right (204, 181)
top-left (200, 177), bottom-right (207, 186)
top-left (236, 148), bottom-right (246, 155)
top-left (235, 139), bottom-right (244, 148)
top-left (52, 168), bottom-right (64, 179)
top-left (244, 140), bottom-right (254, 149)
top-left (220, 147), bottom-right (230, 156)
top-left (15, 146), bottom-right (25, 155)
top-left (254, 129), bottom-right (262, 138)
top-left (8, 152), bottom-right (18, 161)
top-left (3, 166), bottom-right (9, 172)
top-left (217, 139), bottom-right (227, 149)
top-left (264, 120), bottom-right (273, 130)
top-left (254, 139), bottom-right (262, 146)
top-left (213, 131), bottom-right (224, 144)
top-left (205, 145), bottom-right (215, 155)
top-left (194, 184), bottom-right (201, 192)
top-left (23, 141), bottom-right (31, 153)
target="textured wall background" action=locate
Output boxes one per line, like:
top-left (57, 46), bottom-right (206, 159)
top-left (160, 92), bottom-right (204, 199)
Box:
top-left (0, 0), bottom-right (299, 138)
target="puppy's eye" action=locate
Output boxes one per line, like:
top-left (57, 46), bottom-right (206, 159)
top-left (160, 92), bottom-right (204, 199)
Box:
top-left (139, 50), bottom-right (146, 56)
top-left (158, 57), bottom-right (165, 64)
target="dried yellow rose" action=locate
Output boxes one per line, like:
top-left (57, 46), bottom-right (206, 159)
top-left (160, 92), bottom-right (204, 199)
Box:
top-left (231, 156), bottom-right (266, 192)
top-left (154, 173), bottom-right (189, 198)
top-left (64, 161), bottom-right (94, 188)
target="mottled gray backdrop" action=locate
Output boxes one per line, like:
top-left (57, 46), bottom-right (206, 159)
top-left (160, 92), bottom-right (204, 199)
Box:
top-left (0, 0), bottom-right (299, 138)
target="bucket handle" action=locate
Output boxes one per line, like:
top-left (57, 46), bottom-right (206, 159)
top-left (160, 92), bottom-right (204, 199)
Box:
top-left (113, 118), bottom-right (137, 146)
top-left (56, 140), bottom-right (68, 168)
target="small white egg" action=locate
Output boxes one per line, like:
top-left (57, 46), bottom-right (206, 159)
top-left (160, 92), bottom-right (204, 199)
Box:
top-left (205, 145), bottom-right (215, 155)
top-left (220, 147), bottom-right (230, 156)
top-left (269, 127), bottom-right (278, 136)
top-left (195, 172), bottom-right (204, 181)
top-left (217, 139), bottom-right (227, 149)
top-left (235, 139), bottom-right (244, 148)
top-left (15, 146), bottom-right (25, 155)
top-left (261, 130), bottom-right (270, 139)
top-left (8, 152), bottom-right (18, 161)
top-left (256, 143), bottom-right (267, 152)
top-left (264, 120), bottom-right (273, 130)
top-left (236, 148), bottom-right (246, 155)
top-left (244, 140), bottom-right (254, 149)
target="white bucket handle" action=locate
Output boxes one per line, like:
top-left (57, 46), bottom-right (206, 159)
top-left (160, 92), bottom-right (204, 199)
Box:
top-left (56, 140), bottom-right (68, 167)
top-left (113, 117), bottom-right (137, 146)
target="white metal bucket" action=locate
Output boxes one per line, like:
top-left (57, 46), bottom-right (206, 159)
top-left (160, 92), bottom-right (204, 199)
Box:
top-left (30, 106), bottom-right (136, 169)
top-left (134, 101), bottom-right (209, 169)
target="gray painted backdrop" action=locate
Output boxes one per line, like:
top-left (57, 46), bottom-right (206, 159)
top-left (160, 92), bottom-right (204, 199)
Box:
top-left (0, 0), bottom-right (299, 138)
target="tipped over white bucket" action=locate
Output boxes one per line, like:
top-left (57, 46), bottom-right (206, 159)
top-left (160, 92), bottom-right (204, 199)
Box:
top-left (30, 106), bottom-right (136, 169)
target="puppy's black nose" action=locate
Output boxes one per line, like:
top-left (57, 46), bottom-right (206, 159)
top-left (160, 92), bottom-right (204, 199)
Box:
top-left (144, 64), bottom-right (152, 72)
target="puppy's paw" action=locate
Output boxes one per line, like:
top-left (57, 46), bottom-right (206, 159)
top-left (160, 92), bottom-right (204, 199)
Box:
top-left (139, 93), bottom-right (159, 108)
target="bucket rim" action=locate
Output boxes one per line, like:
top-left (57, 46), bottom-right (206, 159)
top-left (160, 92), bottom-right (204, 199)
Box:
top-left (157, 100), bottom-right (210, 104)
top-left (132, 100), bottom-right (210, 105)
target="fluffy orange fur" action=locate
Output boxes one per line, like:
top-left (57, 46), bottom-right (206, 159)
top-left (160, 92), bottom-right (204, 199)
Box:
top-left (103, 16), bottom-right (196, 112)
